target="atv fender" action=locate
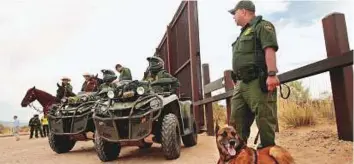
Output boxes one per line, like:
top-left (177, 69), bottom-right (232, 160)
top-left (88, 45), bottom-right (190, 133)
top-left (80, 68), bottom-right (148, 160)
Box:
top-left (159, 95), bottom-right (194, 136)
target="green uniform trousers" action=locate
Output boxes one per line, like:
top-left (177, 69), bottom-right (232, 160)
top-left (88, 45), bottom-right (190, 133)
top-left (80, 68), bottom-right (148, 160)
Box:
top-left (230, 77), bottom-right (277, 148)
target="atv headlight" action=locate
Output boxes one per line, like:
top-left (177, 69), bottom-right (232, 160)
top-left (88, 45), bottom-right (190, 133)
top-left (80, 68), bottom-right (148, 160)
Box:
top-left (107, 91), bottom-right (115, 99)
top-left (136, 87), bottom-right (145, 95)
top-left (55, 110), bottom-right (60, 116)
top-left (81, 96), bottom-right (88, 102)
top-left (99, 101), bottom-right (110, 112)
top-left (150, 99), bottom-right (160, 109)
top-left (100, 105), bottom-right (108, 112)
top-left (61, 98), bottom-right (67, 103)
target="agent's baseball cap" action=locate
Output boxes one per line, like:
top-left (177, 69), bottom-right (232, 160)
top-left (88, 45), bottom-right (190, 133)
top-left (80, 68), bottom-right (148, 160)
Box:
top-left (228, 0), bottom-right (255, 15)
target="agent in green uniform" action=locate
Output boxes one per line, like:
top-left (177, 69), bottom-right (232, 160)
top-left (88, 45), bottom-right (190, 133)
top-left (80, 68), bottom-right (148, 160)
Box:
top-left (228, 0), bottom-right (280, 149)
top-left (143, 56), bottom-right (179, 94)
top-left (98, 69), bottom-right (118, 91)
top-left (115, 64), bottom-right (132, 81)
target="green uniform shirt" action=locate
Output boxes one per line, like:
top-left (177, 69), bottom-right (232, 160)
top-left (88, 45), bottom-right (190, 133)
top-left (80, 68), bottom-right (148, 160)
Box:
top-left (119, 67), bottom-right (132, 81)
top-left (29, 117), bottom-right (41, 127)
top-left (98, 82), bottom-right (117, 91)
top-left (143, 70), bottom-right (180, 93)
top-left (63, 83), bottom-right (74, 97)
top-left (232, 16), bottom-right (278, 72)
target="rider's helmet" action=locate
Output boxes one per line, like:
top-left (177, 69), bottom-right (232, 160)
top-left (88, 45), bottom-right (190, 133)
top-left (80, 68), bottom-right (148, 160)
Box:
top-left (147, 56), bottom-right (164, 73)
top-left (101, 69), bottom-right (117, 83)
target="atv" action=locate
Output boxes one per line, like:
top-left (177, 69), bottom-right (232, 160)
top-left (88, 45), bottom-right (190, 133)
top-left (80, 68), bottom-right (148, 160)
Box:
top-left (92, 80), bottom-right (198, 162)
top-left (47, 91), bottom-right (104, 154)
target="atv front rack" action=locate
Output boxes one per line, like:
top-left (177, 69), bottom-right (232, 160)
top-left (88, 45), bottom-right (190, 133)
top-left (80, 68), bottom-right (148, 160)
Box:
top-left (93, 94), bottom-right (163, 142)
top-left (47, 101), bottom-right (96, 135)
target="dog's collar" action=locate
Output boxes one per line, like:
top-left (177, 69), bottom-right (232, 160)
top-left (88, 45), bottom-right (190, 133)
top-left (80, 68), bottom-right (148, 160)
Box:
top-left (252, 148), bottom-right (258, 164)
top-left (235, 141), bottom-right (246, 154)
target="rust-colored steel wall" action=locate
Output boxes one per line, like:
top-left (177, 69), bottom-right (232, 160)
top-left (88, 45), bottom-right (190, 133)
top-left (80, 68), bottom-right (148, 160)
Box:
top-left (155, 1), bottom-right (204, 130)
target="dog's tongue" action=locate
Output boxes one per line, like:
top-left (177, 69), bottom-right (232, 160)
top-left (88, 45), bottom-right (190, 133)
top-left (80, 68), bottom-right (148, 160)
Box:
top-left (227, 145), bottom-right (236, 156)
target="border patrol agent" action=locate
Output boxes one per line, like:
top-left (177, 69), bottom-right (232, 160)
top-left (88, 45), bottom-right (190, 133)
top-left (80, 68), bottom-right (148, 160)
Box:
top-left (228, 0), bottom-right (280, 149)
top-left (115, 64), bottom-right (132, 81)
top-left (99, 69), bottom-right (118, 90)
top-left (143, 56), bottom-right (180, 94)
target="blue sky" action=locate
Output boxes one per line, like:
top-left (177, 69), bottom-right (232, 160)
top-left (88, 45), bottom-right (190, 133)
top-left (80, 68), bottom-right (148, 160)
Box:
top-left (0, 0), bottom-right (353, 122)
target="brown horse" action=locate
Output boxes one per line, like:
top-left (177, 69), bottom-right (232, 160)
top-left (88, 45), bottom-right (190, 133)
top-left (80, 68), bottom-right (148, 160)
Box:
top-left (21, 86), bottom-right (58, 114)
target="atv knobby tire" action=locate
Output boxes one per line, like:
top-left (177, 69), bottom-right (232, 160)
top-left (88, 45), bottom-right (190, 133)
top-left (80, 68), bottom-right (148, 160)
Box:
top-left (48, 133), bottom-right (76, 154)
top-left (161, 113), bottom-right (181, 160)
top-left (182, 117), bottom-right (198, 147)
top-left (94, 131), bottom-right (121, 162)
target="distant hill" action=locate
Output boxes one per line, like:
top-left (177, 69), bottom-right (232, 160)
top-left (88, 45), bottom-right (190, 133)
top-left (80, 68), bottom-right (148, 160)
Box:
top-left (0, 120), bottom-right (28, 127)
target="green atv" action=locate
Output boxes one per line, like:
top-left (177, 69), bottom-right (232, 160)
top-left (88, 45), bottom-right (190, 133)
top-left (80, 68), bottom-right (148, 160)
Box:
top-left (92, 80), bottom-right (198, 162)
top-left (47, 91), bottom-right (106, 154)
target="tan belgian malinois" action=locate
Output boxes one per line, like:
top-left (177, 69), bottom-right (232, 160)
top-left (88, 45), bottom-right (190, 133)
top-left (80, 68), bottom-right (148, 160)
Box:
top-left (215, 124), bottom-right (295, 164)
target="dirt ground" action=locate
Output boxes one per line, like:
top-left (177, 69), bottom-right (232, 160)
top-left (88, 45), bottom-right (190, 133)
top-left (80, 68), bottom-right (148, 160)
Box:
top-left (0, 123), bottom-right (352, 164)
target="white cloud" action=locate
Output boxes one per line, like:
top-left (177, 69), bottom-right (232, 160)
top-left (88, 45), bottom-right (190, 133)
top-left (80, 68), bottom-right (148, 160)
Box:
top-left (274, 0), bottom-right (353, 98)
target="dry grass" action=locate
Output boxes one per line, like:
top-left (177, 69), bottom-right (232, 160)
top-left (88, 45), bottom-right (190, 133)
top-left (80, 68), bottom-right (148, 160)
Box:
top-left (278, 98), bottom-right (335, 128)
top-left (0, 124), bottom-right (30, 135)
top-left (211, 103), bottom-right (227, 129)
top-left (278, 99), bottom-right (316, 128)
top-left (314, 100), bottom-right (335, 121)
top-left (213, 103), bottom-right (227, 125)
top-left (211, 98), bottom-right (335, 129)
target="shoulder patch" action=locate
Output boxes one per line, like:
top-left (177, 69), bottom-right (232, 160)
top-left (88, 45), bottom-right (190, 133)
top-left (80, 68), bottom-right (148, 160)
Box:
top-left (263, 22), bottom-right (274, 32)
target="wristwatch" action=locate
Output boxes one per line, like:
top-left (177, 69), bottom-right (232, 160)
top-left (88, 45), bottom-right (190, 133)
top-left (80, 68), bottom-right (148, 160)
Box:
top-left (267, 71), bottom-right (277, 77)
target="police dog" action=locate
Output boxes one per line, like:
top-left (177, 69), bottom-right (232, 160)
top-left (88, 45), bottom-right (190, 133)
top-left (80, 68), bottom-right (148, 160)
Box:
top-left (215, 124), bottom-right (295, 164)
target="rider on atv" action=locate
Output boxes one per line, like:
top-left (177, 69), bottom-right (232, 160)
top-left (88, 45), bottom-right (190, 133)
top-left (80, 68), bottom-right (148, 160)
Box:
top-left (143, 55), bottom-right (180, 94)
top-left (98, 69), bottom-right (119, 91)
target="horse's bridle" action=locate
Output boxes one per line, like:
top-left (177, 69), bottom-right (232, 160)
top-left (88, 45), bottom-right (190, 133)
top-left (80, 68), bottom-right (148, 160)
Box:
top-left (24, 89), bottom-right (36, 106)
top-left (25, 89), bottom-right (43, 114)
top-left (28, 103), bottom-right (43, 114)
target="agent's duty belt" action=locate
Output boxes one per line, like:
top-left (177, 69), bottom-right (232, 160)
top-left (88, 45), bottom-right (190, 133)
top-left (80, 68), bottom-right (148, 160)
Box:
top-left (234, 66), bottom-right (260, 83)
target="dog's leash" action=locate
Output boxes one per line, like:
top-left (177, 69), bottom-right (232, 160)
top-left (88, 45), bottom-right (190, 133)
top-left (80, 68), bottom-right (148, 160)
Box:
top-left (253, 83), bottom-right (291, 145)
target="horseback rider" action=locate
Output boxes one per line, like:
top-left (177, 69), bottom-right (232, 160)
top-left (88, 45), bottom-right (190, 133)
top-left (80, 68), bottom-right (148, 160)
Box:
top-left (81, 73), bottom-right (99, 92)
top-left (143, 55), bottom-right (180, 94)
top-left (56, 77), bottom-right (75, 100)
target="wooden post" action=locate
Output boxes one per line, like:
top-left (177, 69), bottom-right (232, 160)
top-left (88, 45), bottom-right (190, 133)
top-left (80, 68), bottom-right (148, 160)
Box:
top-left (223, 70), bottom-right (234, 125)
top-left (322, 13), bottom-right (353, 141)
top-left (187, 1), bottom-right (202, 132)
top-left (166, 26), bottom-right (172, 73)
top-left (198, 55), bottom-right (206, 129)
top-left (202, 64), bottom-right (214, 136)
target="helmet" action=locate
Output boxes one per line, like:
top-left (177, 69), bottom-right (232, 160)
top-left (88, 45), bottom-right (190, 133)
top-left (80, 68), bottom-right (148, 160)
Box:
top-left (147, 56), bottom-right (164, 73)
top-left (101, 69), bottom-right (117, 83)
